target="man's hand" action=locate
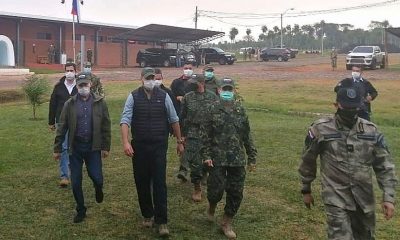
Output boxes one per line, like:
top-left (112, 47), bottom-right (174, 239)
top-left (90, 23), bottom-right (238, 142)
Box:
top-left (303, 193), bottom-right (314, 209)
top-left (365, 95), bottom-right (373, 103)
top-left (177, 143), bottom-right (184, 156)
top-left (247, 163), bottom-right (256, 172)
top-left (123, 142), bottom-right (134, 157)
top-left (101, 151), bottom-right (109, 159)
top-left (53, 153), bottom-right (61, 160)
top-left (382, 202), bottom-right (395, 220)
top-left (203, 159), bottom-right (214, 167)
top-left (176, 96), bottom-right (184, 102)
top-left (49, 124), bottom-right (56, 131)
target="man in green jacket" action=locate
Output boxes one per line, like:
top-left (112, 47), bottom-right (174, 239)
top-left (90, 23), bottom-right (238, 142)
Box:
top-left (54, 72), bottom-right (111, 223)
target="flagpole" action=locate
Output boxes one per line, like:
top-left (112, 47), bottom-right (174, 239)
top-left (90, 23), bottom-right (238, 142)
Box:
top-left (73, 14), bottom-right (76, 64)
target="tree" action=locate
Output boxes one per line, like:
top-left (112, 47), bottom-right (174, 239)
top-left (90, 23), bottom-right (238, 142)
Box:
top-left (273, 26), bottom-right (280, 34)
top-left (22, 74), bottom-right (49, 120)
top-left (261, 25), bottom-right (268, 34)
top-left (246, 28), bottom-right (252, 37)
top-left (229, 27), bottom-right (239, 43)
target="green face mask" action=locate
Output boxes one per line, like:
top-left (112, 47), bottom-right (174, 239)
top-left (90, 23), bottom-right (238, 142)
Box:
top-left (204, 71), bottom-right (214, 80)
top-left (220, 91), bottom-right (234, 101)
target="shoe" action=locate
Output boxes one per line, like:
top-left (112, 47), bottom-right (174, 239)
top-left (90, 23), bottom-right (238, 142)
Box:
top-left (95, 187), bottom-right (103, 203)
top-left (221, 214), bottom-right (236, 239)
top-left (191, 183), bottom-right (202, 202)
top-left (59, 178), bottom-right (69, 188)
top-left (73, 211), bottom-right (86, 223)
top-left (142, 217), bottom-right (154, 228)
top-left (176, 169), bottom-right (188, 182)
top-left (158, 224), bottom-right (169, 237)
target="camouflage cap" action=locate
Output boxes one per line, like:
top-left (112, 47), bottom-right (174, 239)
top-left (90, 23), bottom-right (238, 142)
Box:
top-left (219, 77), bottom-right (235, 88)
top-left (84, 62), bottom-right (92, 67)
top-left (76, 72), bottom-right (91, 84)
top-left (141, 67), bottom-right (155, 79)
top-left (336, 87), bottom-right (362, 109)
top-left (203, 65), bottom-right (214, 71)
top-left (188, 74), bottom-right (205, 84)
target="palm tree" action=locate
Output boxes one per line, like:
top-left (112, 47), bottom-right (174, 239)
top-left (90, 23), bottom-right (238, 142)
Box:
top-left (229, 27), bottom-right (239, 43)
top-left (261, 25), bottom-right (268, 34)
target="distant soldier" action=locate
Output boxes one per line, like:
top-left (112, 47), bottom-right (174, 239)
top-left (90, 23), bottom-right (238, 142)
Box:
top-left (330, 47), bottom-right (338, 71)
top-left (299, 87), bottom-right (397, 240)
top-left (83, 62), bottom-right (104, 96)
top-left (180, 74), bottom-right (219, 202)
top-left (87, 48), bottom-right (93, 63)
top-left (203, 65), bottom-right (219, 95)
top-left (48, 44), bottom-right (55, 64)
top-left (202, 77), bottom-right (257, 239)
top-left (76, 51), bottom-right (82, 66)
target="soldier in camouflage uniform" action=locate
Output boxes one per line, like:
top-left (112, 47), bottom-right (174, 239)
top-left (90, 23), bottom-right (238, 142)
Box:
top-left (83, 62), bottom-right (104, 96)
top-left (203, 65), bottom-right (219, 95)
top-left (202, 77), bottom-right (257, 239)
top-left (180, 73), bottom-right (219, 202)
top-left (299, 87), bottom-right (397, 240)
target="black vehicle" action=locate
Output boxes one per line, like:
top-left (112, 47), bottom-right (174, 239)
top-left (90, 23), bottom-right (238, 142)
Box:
top-left (274, 45), bottom-right (298, 58)
top-left (260, 48), bottom-right (290, 62)
top-left (136, 48), bottom-right (196, 67)
top-left (199, 47), bottom-right (236, 65)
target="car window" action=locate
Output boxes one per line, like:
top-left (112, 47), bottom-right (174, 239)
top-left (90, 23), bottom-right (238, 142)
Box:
top-left (353, 47), bottom-right (373, 53)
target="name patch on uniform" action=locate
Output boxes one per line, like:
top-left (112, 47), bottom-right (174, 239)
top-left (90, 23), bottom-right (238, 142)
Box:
top-left (323, 133), bottom-right (341, 140)
top-left (357, 134), bottom-right (376, 141)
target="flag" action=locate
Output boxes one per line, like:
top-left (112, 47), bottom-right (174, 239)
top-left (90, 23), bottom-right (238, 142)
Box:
top-left (71, 0), bottom-right (80, 23)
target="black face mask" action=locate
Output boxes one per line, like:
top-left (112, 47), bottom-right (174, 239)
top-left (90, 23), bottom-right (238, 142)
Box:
top-left (337, 108), bottom-right (358, 128)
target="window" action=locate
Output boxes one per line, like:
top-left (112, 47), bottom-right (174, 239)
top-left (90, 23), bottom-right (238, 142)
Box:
top-left (90, 35), bottom-right (105, 42)
top-left (36, 32), bottom-right (52, 40)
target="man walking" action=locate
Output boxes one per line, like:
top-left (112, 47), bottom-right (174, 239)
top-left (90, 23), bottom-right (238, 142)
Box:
top-left (54, 72), bottom-right (111, 223)
top-left (120, 67), bottom-right (184, 237)
top-left (49, 62), bottom-right (78, 187)
top-left (299, 87), bottom-right (396, 240)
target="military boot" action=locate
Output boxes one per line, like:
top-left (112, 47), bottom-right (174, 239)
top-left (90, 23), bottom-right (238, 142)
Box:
top-left (191, 183), bottom-right (202, 202)
top-left (207, 202), bottom-right (217, 222)
top-left (221, 214), bottom-right (236, 239)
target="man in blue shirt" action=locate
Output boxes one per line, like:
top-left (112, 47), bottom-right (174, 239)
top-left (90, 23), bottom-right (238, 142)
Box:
top-left (120, 67), bottom-right (184, 237)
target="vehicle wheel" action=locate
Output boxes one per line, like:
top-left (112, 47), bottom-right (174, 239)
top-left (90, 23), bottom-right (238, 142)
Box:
top-left (370, 60), bottom-right (376, 70)
top-left (284, 58), bottom-right (288, 62)
top-left (219, 58), bottom-right (227, 65)
top-left (277, 56), bottom-right (283, 62)
top-left (140, 60), bottom-right (146, 68)
top-left (205, 61), bottom-right (210, 64)
top-left (263, 58), bottom-right (269, 62)
top-left (380, 59), bottom-right (385, 69)
top-left (228, 61), bottom-right (234, 65)
top-left (346, 65), bottom-right (352, 70)
top-left (163, 60), bottom-right (170, 67)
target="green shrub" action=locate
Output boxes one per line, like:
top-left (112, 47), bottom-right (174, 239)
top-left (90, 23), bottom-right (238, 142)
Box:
top-left (0, 90), bottom-right (25, 103)
top-left (22, 74), bottom-right (49, 119)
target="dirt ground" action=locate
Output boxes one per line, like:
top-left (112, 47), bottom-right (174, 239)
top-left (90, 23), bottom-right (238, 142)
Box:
top-left (1, 54), bottom-right (399, 90)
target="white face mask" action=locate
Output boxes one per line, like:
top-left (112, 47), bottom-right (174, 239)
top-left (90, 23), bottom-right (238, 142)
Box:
top-left (183, 69), bottom-right (193, 77)
top-left (352, 71), bottom-right (361, 79)
top-left (154, 80), bottom-right (162, 87)
top-left (65, 72), bottom-right (75, 81)
top-left (78, 87), bottom-right (90, 96)
top-left (143, 80), bottom-right (155, 90)
top-left (83, 67), bottom-right (91, 74)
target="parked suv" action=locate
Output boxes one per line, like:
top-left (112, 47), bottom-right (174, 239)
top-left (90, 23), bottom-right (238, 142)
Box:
top-left (199, 47), bottom-right (236, 65)
top-left (136, 48), bottom-right (196, 67)
top-left (346, 46), bottom-right (385, 70)
top-left (260, 48), bottom-right (290, 62)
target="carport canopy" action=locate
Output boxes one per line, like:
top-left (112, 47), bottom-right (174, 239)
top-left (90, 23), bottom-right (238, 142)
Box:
top-left (387, 27), bottom-right (400, 38)
top-left (114, 24), bottom-right (224, 45)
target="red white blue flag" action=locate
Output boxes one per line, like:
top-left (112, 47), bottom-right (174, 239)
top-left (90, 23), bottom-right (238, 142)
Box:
top-left (71, 0), bottom-right (80, 23)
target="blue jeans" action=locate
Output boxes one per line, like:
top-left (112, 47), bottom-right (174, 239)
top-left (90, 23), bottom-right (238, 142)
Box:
top-left (69, 141), bottom-right (103, 212)
top-left (56, 123), bottom-right (70, 179)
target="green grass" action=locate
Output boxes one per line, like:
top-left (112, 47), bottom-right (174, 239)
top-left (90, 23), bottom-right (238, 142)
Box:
top-left (0, 78), bottom-right (399, 239)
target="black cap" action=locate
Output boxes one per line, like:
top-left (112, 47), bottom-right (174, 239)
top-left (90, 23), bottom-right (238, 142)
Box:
top-left (76, 72), bottom-right (91, 84)
top-left (336, 87), bottom-right (362, 109)
top-left (188, 74), bottom-right (205, 84)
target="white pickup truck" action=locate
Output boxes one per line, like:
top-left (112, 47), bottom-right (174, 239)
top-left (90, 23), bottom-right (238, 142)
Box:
top-left (346, 46), bottom-right (385, 70)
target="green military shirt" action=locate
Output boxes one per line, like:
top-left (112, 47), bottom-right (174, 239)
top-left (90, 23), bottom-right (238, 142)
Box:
top-left (203, 101), bottom-right (257, 167)
top-left (89, 73), bottom-right (104, 96)
top-left (205, 76), bottom-right (219, 95)
top-left (299, 116), bottom-right (397, 212)
top-left (180, 89), bottom-right (218, 139)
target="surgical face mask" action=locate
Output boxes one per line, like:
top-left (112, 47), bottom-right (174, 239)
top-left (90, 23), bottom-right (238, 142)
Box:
top-left (154, 80), bottom-right (162, 87)
top-left (65, 71), bottom-right (75, 81)
top-left (337, 108), bottom-right (358, 128)
top-left (143, 80), bottom-right (155, 90)
top-left (78, 87), bottom-right (90, 96)
top-left (183, 69), bottom-right (193, 77)
top-left (220, 91), bottom-right (234, 101)
top-left (352, 71), bottom-right (361, 79)
top-left (83, 67), bottom-right (92, 74)
top-left (204, 71), bottom-right (214, 80)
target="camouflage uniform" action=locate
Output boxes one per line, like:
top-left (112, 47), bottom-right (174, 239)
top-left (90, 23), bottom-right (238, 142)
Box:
top-left (299, 115), bottom-right (397, 240)
top-left (180, 89), bottom-right (218, 184)
top-left (205, 76), bottom-right (219, 95)
top-left (88, 73), bottom-right (104, 96)
top-left (203, 101), bottom-right (257, 217)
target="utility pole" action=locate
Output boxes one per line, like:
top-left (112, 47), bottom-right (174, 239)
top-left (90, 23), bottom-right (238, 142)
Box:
top-left (384, 28), bottom-right (389, 69)
top-left (195, 6), bottom-right (198, 29)
top-left (280, 13), bottom-right (283, 47)
top-left (321, 22), bottom-right (324, 56)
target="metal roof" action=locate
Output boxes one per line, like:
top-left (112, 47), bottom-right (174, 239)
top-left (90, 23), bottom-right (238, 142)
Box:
top-left (387, 27), bottom-right (400, 38)
top-left (115, 24), bottom-right (225, 45)
top-left (0, 11), bottom-right (138, 30)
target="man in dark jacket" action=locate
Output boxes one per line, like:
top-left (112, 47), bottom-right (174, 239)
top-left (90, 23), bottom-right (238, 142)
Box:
top-left (154, 68), bottom-right (178, 113)
top-left (334, 65), bottom-right (378, 120)
top-left (49, 62), bottom-right (78, 187)
top-left (54, 72), bottom-right (111, 223)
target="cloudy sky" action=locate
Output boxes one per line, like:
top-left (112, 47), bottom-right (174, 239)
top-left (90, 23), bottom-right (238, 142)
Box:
top-left (2, 0), bottom-right (399, 42)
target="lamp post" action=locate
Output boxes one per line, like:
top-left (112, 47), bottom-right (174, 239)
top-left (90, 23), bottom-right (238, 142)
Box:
top-left (280, 8), bottom-right (294, 48)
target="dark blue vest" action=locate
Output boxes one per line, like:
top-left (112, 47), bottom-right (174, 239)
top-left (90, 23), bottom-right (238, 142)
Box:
top-left (131, 87), bottom-right (168, 142)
